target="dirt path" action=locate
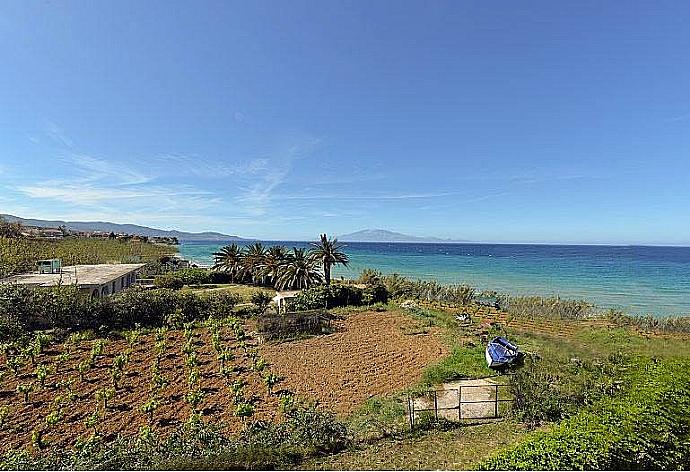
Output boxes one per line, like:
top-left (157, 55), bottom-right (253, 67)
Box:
top-left (259, 310), bottom-right (448, 415)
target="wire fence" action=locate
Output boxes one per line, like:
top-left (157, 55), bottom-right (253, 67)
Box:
top-left (407, 382), bottom-right (512, 427)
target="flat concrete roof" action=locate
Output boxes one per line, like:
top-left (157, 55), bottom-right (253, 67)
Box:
top-left (0, 264), bottom-right (145, 288)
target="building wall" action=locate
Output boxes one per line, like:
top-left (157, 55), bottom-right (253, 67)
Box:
top-left (90, 270), bottom-right (138, 298)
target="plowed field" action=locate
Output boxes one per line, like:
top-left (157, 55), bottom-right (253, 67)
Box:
top-left (260, 310), bottom-right (449, 415)
top-left (0, 322), bottom-right (281, 453)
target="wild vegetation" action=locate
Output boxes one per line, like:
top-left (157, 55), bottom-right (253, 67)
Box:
top-left (0, 285), bottom-right (239, 341)
top-left (0, 236), bottom-right (174, 279)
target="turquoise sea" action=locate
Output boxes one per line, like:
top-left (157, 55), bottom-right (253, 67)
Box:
top-left (179, 241), bottom-right (690, 317)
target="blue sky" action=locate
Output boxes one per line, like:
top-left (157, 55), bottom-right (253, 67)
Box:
top-left (1, 1), bottom-right (689, 244)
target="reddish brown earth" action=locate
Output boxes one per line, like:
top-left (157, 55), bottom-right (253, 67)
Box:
top-left (0, 325), bottom-right (281, 453)
top-left (260, 310), bottom-right (449, 415)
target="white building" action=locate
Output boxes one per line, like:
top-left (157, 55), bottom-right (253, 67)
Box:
top-left (0, 262), bottom-right (145, 297)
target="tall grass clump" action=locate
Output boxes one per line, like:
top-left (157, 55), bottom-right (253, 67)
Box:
top-left (500, 295), bottom-right (594, 320)
top-left (382, 274), bottom-right (475, 305)
top-left (607, 310), bottom-right (690, 334)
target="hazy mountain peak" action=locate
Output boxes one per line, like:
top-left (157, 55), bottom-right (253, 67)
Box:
top-left (337, 229), bottom-right (464, 243)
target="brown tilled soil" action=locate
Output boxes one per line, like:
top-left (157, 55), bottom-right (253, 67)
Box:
top-left (0, 326), bottom-right (281, 453)
top-left (259, 310), bottom-right (449, 415)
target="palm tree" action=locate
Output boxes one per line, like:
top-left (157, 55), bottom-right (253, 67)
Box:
top-left (242, 242), bottom-right (267, 284)
top-left (309, 234), bottom-right (349, 285)
top-left (260, 245), bottom-right (289, 286)
top-left (211, 243), bottom-right (244, 282)
top-left (275, 248), bottom-right (323, 290)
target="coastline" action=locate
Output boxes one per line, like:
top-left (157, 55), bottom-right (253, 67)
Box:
top-left (179, 240), bottom-right (690, 317)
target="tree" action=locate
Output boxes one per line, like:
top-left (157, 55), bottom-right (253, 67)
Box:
top-left (211, 244), bottom-right (244, 282)
top-left (275, 248), bottom-right (323, 290)
top-left (242, 242), bottom-right (267, 284)
top-left (0, 217), bottom-right (23, 238)
top-left (260, 245), bottom-right (289, 286)
top-left (309, 234), bottom-right (349, 285)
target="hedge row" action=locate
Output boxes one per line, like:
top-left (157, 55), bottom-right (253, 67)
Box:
top-left (291, 283), bottom-right (388, 311)
top-left (479, 360), bottom-right (690, 470)
top-left (0, 284), bottom-right (239, 340)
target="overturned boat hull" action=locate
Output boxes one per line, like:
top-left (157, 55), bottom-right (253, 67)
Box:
top-left (485, 336), bottom-right (521, 370)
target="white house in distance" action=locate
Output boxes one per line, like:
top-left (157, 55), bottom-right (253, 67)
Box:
top-left (0, 259), bottom-right (145, 297)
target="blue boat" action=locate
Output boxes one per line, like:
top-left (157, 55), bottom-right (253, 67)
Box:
top-left (485, 336), bottom-right (521, 369)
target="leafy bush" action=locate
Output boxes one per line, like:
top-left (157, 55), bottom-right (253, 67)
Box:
top-left (175, 268), bottom-right (211, 286)
top-left (508, 354), bottom-right (629, 425)
top-left (209, 271), bottom-right (234, 284)
top-left (240, 401), bottom-right (351, 455)
top-left (479, 360), bottom-right (690, 470)
top-left (153, 274), bottom-right (184, 290)
top-left (362, 282), bottom-right (389, 305)
top-left (292, 284), bottom-right (363, 310)
top-left (0, 286), bottom-right (239, 340)
top-left (250, 291), bottom-right (272, 314)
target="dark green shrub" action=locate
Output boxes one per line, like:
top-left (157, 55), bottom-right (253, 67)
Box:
top-left (362, 282), bottom-right (389, 305)
top-left (240, 402), bottom-right (351, 455)
top-left (209, 271), bottom-right (234, 284)
top-left (153, 274), bottom-right (184, 290)
top-left (479, 360), bottom-right (690, 471)
top-left (175, 268), bottom-right (211, 286)
top-left (292, 285), bottom-right (363, 310)
top-left (358, 268), bottom-right (383, 285)
top-left (250, 291), bottom-right (272, 315)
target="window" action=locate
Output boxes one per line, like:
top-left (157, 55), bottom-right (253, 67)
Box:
top-left (92, 289), bottom-right (99, 298)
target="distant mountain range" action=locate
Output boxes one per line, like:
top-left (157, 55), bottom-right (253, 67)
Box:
top-left (1, 214), bottom-right (248, 242)
top-left (337, 229), bottom-right (465, 243)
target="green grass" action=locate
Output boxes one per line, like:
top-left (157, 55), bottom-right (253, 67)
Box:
top-left (303, 421), bottom-right (528, 470)
top-left (422, 344), bottom-right (494, 385)
top-left (182, 283), bottom-right (275, 302)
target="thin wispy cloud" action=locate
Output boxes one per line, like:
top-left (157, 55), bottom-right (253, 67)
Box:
top-left (665, 112), bottom-right (690, 123)
top-left (234, 135), bottom-right (322, 216)
top-left (45, 121), bottom-right (74, 148)
top-left (155, 154), bottom-right (269, 179)
top-left (67, 154), bottom-right (152, 186)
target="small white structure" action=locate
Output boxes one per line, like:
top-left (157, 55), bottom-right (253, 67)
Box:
top-left (0, 263), bottom-right (145, 297)
top-left (271, 291), bottom-right (300, 314)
